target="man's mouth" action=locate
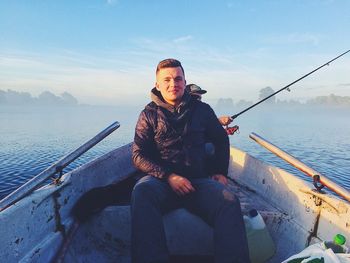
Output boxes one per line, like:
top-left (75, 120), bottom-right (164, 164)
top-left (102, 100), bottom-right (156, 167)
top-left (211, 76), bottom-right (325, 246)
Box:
top-left (169, 89), bottom-right (179, 94)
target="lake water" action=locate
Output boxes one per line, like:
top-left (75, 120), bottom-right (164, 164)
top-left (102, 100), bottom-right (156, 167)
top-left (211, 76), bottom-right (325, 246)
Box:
top-left (0, 104), bottom-right (349, 200)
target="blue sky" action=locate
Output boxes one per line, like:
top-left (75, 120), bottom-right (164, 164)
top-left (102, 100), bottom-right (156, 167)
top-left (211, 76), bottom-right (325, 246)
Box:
top-left (0, 0), bottom-right (349, 105)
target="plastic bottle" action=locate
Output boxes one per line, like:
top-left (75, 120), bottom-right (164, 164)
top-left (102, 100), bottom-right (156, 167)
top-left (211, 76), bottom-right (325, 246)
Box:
top-left (324, 234), bottom-right (348, 253)
top-left (243, 209), bottom-right (276, 263)
top-left (247, 209), bottom-right (266, 229)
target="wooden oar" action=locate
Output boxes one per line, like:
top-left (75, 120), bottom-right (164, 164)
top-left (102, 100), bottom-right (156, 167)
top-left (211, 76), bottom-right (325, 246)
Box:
top-left (250, 132), bottom-right (350, 203)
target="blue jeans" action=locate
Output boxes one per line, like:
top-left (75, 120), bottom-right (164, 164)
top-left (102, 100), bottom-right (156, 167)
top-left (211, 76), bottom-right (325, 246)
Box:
top-left (131, 176), bottom-right (250, 263)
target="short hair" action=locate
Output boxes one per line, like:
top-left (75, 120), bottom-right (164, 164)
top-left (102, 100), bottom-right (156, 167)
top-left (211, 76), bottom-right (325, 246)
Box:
top-left (156, 58), bottom-right (185, 76)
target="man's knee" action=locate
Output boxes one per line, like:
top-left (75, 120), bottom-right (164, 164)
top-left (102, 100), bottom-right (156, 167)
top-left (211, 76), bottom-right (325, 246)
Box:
top-left (132, 179), bottom-right (156, 201)
top-left (221, 188), bottom-right (238, 203)
top-left (205, 181), bottom-right (240, 205)
top-left (208, 184), bottom-right (241, 213)
top-left (131, 176), bottom-right (166, 205)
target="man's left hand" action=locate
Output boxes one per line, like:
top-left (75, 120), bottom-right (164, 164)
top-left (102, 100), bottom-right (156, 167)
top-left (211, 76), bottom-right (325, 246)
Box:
top-left (218, 116), bottom-right (233, 126)
top-left (212, 174), bottom-right (228, 186)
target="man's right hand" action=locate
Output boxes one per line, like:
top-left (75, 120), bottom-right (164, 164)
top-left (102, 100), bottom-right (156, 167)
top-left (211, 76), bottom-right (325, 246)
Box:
top-left (218, 116), bottom-right (233, 126)
top-left (167, 173), bottom-right (195, 196)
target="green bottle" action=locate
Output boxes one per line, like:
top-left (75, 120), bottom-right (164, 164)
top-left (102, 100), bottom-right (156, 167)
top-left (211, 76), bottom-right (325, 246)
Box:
top-left (324, 234), bottom-right (348, 253)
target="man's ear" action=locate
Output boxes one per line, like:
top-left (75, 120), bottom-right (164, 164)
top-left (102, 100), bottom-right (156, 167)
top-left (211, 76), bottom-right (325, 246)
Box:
top-left (155, 82), bottom-right (160, 91)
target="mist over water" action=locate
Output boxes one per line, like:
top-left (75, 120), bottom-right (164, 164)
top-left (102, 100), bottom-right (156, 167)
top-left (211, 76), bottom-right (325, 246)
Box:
top-left (0, 104), bottom-right (349, 199)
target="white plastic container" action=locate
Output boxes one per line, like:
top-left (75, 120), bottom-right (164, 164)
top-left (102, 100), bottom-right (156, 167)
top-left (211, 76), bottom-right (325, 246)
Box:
top-left (244, 209), bottom-right (276, 263)
top-left (246, 208), bottom-right (266, 229)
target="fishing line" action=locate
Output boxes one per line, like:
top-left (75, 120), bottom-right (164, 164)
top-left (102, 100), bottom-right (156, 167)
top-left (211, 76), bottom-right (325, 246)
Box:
top-left (231, 50), bottom-right (350, 120)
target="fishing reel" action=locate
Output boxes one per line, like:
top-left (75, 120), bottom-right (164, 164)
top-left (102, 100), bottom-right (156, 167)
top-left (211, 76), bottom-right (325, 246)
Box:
top-left (225, 125), bottom-right (239, 135)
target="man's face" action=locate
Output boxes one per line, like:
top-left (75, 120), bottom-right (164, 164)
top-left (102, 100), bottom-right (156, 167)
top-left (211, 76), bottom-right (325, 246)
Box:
top-left (156, 66), bottom-right (186, 106)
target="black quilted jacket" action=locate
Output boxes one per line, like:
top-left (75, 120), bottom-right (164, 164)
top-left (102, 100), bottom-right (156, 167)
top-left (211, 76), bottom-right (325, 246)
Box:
top-left (132, 88), bottom-right (229, 179)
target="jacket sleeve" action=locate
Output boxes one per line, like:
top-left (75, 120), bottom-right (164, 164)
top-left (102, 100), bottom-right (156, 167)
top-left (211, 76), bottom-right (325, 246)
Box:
top-left (132, 110), bottom-right (170, 179)
top-left (204, 105), bottom-right (230, 176)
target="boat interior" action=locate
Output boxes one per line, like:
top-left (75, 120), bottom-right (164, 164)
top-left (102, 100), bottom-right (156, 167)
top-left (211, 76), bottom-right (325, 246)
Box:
top-left (1, 142), bottom-right (349, 263)
top-left (63, 172), bottom-right (286, 263)
top-left (61, 146), bottom-right (350, 263)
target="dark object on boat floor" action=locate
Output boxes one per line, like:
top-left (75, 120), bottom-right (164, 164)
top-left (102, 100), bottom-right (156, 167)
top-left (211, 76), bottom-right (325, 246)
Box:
top-left (71, 176), bottom-right (137, 222)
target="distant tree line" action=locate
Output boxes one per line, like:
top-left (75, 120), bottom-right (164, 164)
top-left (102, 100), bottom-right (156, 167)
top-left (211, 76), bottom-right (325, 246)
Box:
top-left (0, 89), bottom-right (78, 106)
top-left (306, 93), bottom-right (350, 107)
top-left (216, 87), bottom-right (350, 109)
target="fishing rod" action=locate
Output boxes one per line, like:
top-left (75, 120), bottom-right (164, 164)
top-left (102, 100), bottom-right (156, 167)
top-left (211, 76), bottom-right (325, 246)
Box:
top-left (230, 50), bottom-right (350, 120)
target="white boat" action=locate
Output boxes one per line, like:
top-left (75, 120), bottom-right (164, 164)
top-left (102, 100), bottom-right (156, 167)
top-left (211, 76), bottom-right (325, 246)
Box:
top-left (0, 122), bottom-right (349, 263)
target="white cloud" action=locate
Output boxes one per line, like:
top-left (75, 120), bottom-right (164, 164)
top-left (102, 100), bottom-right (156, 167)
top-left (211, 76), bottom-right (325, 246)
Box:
top-left (262, 33), bottom-right (321, 46)
top-left (173, 35), bottom-right (193, 43)
top-left (1, 43), bottom-right (349, 106)
top-left (0, 51), bottom-right (154, 105)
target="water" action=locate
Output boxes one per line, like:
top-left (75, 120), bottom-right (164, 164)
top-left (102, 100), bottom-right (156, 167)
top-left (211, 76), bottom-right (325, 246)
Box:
top-left (0, 104), bottom-right (349, 200)
top-left (0, 105), bottom-right (140, 198)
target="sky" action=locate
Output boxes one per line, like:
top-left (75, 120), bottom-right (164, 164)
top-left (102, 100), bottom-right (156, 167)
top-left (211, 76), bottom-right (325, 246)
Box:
top-left (0, 0), bottom-right (349, 106)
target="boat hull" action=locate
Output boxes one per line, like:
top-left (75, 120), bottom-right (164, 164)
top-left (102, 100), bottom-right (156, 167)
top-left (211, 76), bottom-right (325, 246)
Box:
top-left (0, 144), bottom-right (349, 262)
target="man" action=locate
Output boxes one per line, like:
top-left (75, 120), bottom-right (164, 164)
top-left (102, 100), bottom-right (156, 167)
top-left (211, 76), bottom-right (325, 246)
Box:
top-left (186, 83), bottom-right (233, 126)
top-left (131, 58), bottom-right (250, 263)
